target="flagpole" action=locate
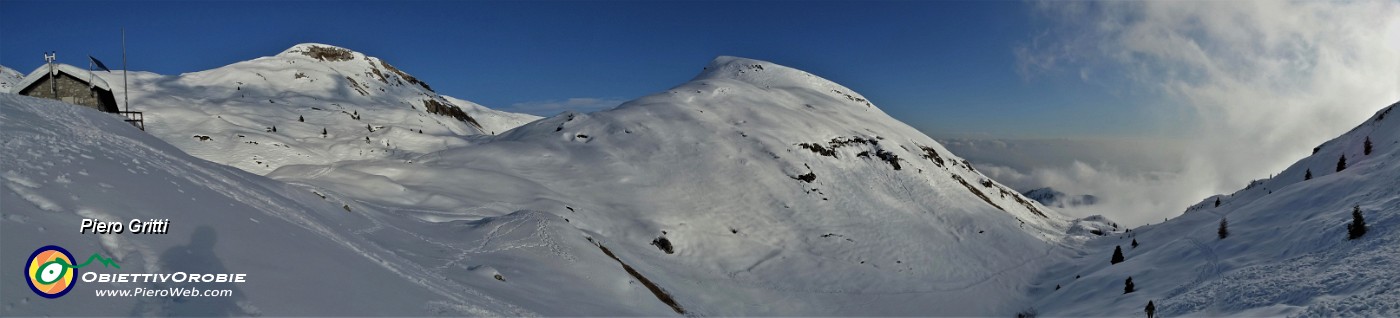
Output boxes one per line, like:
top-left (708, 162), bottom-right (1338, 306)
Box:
top-left (122, 28), bottom-right (129, 113)
top-left (88, 55), bottom-right (96, 89)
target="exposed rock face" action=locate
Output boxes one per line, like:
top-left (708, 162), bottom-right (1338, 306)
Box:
top-left (423, 98), bottom-right (480, 127)
top-left (380, 60), bottom-right (432, 92)
top-left (284, 44), bottom-right (477, 127)
top-left (298, 45), bottom-right (355, 62)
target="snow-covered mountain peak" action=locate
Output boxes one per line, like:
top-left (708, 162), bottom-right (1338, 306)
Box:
top-left (693, 55), bottom-right (813, 83)
top-left (277, 42), bottom-right (364, 61)
top-left (687, 56), bottom-right (879, 111)
top-left (87, 44), bottom-right (540, 175)
top-left (268, 43), bottom-right (437, 93)
top-left (185, 43), bottom-right (440, 98)
top-left (693, 55), bottom-right (789, 80)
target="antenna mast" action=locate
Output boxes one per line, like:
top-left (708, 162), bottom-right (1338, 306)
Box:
top-left (45, 52), bottom-right (56, 98)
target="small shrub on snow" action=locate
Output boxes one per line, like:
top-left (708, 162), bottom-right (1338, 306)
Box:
top-left (1348, 205), bottom-right (1367, 240)
top-left (1218, 218), bottom-right (1229, 239)
top-left (651, 236), bottom-right (675, 254)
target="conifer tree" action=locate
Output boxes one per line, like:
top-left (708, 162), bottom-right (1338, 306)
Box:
top-left (1337, 155), bottom-right (1347, 172)
top-left (1124, 276), bottom-right (1135, 294)
top-left (299, 115), bottom-right (305, 122)
top-left (1215, 197), bottom-right (1221, 207)
top-left (1364, 136), bottom-right (1373, 155)
top-left (1305, 169), bottom-right (1312, 181)
top-left (1131, 238), bottom-right (1139, 249)
top-left (1218, 218), bottom-right (1229, 239)
top-left (1111, 245), bottom-right (1125, 264)
top-left (1349, 205), bottom-right (1367, 240)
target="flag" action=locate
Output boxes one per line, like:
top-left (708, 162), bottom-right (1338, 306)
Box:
top-left (89, 56), bottom-right (111, 72)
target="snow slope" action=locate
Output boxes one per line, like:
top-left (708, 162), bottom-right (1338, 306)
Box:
top-left (0, 65), bottom-right (25, 93)
top-left (0, 93), bottom-right (700, 316)
top-left (1031, 101), bottom-right (1400, 316)
top-left (271, 56), bottom-right (1090, 315)
top-left (89, 43), bottom-right (537, 175)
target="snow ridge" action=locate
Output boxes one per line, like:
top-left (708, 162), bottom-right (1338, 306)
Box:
top-left (1, 65), bottom-right (32, 93)
top-left (89, 43), bottom-right (538, 175)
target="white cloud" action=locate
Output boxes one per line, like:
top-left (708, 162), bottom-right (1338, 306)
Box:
top-left (505, 97), bottom-right (627, 116)
top-left (1011, 0), bottom-right (1400, 225)
top-left (944, 137), bottom-right (1192, 225)
top-left (975, 159), bottom-right (1198, 226)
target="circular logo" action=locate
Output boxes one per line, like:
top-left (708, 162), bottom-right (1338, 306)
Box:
top-left (26, 245), bottom-right (76, 298)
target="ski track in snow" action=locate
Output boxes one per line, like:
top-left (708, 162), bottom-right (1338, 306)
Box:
top-left (706, 241), bottom-right (1060, 295)
top-left (1160, 237), bottom-right (1223, 310)
top-left (279, 184), bottom-right (565, 314)
top-left (304, 194), bottom-right (577, 294)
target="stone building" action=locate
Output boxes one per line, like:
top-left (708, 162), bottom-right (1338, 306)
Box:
top-left (12, 63), bottom-right (120, 113)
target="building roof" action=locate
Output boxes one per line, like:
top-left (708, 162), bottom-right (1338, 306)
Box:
top-left (12, 63), bottom-right (112, 94)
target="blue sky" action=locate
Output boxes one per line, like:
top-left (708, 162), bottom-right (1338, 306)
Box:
top-left (0, 0), bottom-right (1167, 139)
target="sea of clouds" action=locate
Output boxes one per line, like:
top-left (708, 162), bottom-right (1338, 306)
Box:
top-left (987, 0), bottom-right (1400, 226)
